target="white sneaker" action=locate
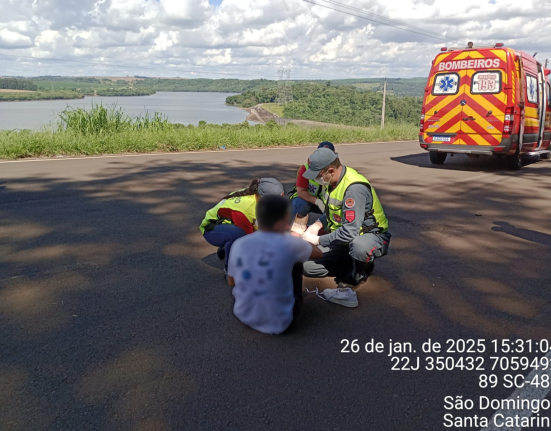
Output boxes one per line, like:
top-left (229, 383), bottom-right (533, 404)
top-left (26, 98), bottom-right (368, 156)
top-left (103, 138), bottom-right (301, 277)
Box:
top-left (322, 286), bottom-right (358, 308)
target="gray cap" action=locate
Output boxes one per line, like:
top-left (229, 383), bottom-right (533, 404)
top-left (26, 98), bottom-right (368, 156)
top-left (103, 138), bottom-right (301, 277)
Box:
top-left (303, 148), bottom-right (339, 180)
top-left (258, 178), bottom-right (284, 196)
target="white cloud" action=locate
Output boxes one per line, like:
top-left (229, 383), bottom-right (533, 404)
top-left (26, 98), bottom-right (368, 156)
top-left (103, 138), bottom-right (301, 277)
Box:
top-left (0, 0), bottom-right (550, 78)
top-left (0, 28), bottom-right (33, 49)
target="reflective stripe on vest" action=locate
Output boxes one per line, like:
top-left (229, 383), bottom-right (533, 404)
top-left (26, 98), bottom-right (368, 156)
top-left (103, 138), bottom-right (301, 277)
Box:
top-left (290, 163), bottom-right (321, 199)
top-left (199, 193), bottom-right (257, 234)
top-left (321, 166), bottom-right (389, 234)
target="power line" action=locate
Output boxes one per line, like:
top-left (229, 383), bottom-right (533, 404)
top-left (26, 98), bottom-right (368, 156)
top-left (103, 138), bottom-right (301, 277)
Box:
top-left (303, 0), bottom-right (467, 45)
top-left (320, 0), bottom-right (459, 41)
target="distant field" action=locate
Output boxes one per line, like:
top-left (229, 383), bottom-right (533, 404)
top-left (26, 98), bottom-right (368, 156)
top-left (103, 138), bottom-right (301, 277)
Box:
top-left (0, 89), bottom-right (35, 93)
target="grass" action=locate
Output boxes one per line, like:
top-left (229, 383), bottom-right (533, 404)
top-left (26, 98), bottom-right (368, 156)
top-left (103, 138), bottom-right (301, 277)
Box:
top-left (0, 105), bottom-right (418, 160)
top-left (261, 103), bottom-right (285, 117)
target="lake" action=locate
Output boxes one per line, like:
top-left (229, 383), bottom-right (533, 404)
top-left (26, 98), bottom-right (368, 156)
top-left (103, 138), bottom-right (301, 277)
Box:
top-left (0, 92), bottom-right (249, 130)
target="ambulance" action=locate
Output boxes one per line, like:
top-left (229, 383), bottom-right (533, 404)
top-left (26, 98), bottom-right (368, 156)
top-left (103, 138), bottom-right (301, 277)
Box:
top-left (419, 43), bottom-right (551, 170)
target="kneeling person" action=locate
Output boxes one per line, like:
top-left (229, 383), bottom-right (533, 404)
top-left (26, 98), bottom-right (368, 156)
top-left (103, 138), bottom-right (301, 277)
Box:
top-left (301, 148), bottom-right (391, 307)
top-left (227, 195), bottom-right (323, 334)
top-left (289, 141), bottom-right (336, 221)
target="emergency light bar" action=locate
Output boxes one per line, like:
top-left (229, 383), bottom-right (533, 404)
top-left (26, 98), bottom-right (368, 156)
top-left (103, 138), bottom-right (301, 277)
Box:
top-left (440, 43), bottom-right (506, 52)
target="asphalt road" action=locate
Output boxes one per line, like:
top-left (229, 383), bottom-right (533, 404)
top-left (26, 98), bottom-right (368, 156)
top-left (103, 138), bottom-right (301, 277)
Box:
top-left (1, 142), bottom-right (551, 431)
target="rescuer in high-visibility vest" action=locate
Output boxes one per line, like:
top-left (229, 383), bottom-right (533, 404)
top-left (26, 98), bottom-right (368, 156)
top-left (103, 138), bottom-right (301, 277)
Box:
top-left (199, 178), bottom-right (285, 276)
top-left (300, 148), bottom-right (391, 308)
top-left (289, 142), bottom-right (336, 220)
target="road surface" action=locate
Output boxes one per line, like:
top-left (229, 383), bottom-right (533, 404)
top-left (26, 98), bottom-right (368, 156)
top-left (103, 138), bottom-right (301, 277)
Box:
top-left (1, 141), bottom-right (551, 430)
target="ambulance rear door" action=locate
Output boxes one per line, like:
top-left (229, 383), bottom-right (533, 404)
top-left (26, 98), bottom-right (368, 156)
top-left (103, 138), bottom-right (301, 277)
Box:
top-left (460, 51), bottom-right (509, 147)
top-left (424, 67), bottom-right (465, 145)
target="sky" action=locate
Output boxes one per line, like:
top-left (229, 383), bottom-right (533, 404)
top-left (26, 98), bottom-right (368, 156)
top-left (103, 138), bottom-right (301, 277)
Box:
top-left (0, 0), bottom-right (550, 80)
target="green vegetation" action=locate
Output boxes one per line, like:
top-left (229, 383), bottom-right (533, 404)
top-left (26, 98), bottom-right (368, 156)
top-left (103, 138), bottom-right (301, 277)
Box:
top-left (95, 88), bottom-right (156, 97)
top-left (0, 104), bottom-right (417, 160)
top-left (262, 103), bottom-right (285, 117)
top-left (133, 77), bottom-right (426, 96)
top-left (57, 104), bottom-right (170, 135)
top-left (0, 91), bottom-right (84, 102)
top-left (0, 78), bottom-right (37, 91)
top-left (134, 78), bottom-right (278, 93)
top-left (32, 78), bottom-right (156, 98)
top-left (333, 78), bottom-right (427, 97)
top-left (227, 83), bottom-right (423, 127)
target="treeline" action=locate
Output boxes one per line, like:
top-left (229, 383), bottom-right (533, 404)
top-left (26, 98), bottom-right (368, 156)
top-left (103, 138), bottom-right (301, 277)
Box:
top-left (226, 83), bottom-right (423, 126)
top-left (333, 78), bottom-right (426, 97)
top-left (0, 78), bottom-right (37, 91)
top-left (135, 78), bottom-right (278, 93)
top-left (95, 88), bottom-right (156, 97)
top-left (0, 91), bottom-right (84, 102)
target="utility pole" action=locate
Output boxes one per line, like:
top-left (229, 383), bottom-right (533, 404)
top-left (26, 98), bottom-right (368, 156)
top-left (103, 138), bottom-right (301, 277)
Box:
top-left (381, 77), bottom-right (387, 129)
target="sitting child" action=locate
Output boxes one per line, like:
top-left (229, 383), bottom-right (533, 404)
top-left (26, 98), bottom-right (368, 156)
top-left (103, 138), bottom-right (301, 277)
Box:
top-left (227, 195), bottom-right (323, 334)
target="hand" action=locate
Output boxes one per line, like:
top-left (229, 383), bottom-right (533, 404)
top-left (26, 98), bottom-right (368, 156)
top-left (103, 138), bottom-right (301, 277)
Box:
top-left (315, 199), bottom-right (325, 212)
top-left (306, 221), bottom-right (323, 236)
top-left (302, 231), bottom-right (320, 245)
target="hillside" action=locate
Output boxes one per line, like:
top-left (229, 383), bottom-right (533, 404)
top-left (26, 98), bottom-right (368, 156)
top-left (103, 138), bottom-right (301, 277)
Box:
top-left (226, 83), bottom-right (423, 127)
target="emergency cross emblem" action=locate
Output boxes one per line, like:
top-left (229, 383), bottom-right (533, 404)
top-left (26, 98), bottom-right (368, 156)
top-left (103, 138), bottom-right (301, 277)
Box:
top-left (439, 76), bottom-right (456, 92)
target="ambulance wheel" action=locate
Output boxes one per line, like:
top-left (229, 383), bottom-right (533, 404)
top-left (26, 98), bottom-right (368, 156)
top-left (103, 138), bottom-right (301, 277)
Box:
top-left (541, 152), bottom-right (551, 160)
top-left (506, 150), bottom-right (523, 170)
top-left (429, 151), bottom-right (447, 165)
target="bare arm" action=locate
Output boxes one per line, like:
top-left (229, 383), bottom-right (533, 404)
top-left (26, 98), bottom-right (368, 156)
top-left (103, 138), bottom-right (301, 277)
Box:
top-left (297, 187), bottom-right (318, 205)
top-left (310, 243), bottom-right (323, 261)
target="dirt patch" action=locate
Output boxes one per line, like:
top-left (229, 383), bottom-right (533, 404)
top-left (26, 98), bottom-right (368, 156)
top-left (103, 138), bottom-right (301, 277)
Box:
top-left (244, 105), bottom-right (280, 123)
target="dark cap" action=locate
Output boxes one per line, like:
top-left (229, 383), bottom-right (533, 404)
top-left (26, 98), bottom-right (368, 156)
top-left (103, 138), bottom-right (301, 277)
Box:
top-left (318, 141), bottom-right (335, 152)
top-left (258, 178), bottom-right (284, 196)
top-left (303, 148), bottom-right (339, 180)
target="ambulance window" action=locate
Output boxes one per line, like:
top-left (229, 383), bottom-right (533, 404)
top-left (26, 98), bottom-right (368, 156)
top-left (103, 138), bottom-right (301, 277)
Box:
top-left (432, 73), bottom-right (460, 96)
top-left (526, 75), bottom-right (538, 104)
top-left (471, 71), bottom-right (502, 94)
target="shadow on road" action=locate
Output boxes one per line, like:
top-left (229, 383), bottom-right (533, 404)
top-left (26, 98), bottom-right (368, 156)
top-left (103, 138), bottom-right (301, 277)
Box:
top-left (492, 221), bottom-right (551, 247)
top-left (1, 155), bottom-right (551, 430)
top-left (391, 151), bottom-right (545, 172)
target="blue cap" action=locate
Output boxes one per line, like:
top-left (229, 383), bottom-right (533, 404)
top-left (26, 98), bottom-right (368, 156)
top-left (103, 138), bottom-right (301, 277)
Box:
top-left (318, 141), bottom-right (335, 152)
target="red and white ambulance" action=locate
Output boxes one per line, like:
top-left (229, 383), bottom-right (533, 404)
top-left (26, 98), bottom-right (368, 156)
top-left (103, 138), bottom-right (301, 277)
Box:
top-left (419, 43), bottom-right (551, 169)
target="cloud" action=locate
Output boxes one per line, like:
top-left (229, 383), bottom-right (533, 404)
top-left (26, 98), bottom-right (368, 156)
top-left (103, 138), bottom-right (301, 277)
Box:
top-left (0, 0), bottom-right (549, 78)
top-left (0, 29), bottom-right (34, 49)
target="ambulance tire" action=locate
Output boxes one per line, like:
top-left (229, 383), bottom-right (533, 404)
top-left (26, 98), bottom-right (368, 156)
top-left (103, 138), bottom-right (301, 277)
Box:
top-left (506, 150), bottom-right (523, 171)
top-left (541, 152), bottom-right (551, 160)
top-left (429, 151), bottom-right (447, 165)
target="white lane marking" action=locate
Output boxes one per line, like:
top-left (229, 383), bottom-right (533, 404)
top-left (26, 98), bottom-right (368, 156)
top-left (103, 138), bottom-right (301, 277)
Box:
top-left (481, 350), bottom-right (551, 431)
top-left (0, 140), bottom-right (417, 164)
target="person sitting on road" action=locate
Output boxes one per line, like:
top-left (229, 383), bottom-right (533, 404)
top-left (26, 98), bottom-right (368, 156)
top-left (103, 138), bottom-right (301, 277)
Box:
top-left (199, 178), bottom-right (284, 277)
top-left (300, 148), bottom-right (391, 308)
top-left (227, 195), bottom-right (323, 334)
top-left (289, 142), bottom-right (336, 221)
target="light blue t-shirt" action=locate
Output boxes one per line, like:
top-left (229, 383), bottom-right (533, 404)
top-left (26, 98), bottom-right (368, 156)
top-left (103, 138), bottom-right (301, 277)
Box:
top-left (228, 231), bottom-right (312, 335)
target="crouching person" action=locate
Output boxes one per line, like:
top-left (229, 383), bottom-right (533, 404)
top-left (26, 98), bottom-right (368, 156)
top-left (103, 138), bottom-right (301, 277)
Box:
top-left (300, 148), bottom-right (391, 308)
top-left (227, 195), bottom-right (323, 334)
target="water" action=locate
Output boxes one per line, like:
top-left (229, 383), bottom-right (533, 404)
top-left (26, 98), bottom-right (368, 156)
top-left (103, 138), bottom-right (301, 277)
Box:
top-left (0, 92), bottom-right (249, 130)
